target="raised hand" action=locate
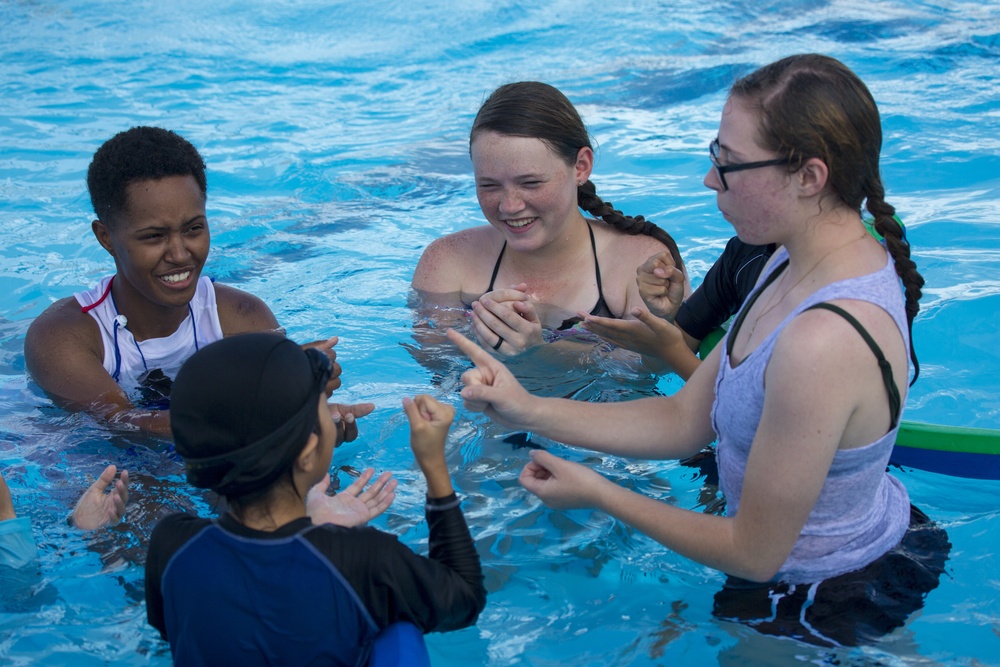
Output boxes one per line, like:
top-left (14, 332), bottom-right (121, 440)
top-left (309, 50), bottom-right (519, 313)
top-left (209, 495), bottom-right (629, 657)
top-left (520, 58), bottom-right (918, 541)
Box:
top-left (636, 252), bottom-right (686, 319)
top-left (403, 394), bottom-right (456, 498)
top-left (301, 336), bottom-right (342, 394)
top-left (306, 468), bottom-right (397, 527)
top-left (446, 328), bottom-right (536, 430)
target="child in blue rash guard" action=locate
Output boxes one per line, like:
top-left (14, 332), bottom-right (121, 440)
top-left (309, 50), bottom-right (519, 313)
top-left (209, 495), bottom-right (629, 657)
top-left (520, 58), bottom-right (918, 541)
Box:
top-left (144, 333), bottom-right (485, 666)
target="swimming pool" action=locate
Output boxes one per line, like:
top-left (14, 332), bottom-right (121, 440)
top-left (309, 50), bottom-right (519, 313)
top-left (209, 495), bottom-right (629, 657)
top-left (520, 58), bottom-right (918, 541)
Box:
top-left (1, 0), bottom-right (999, 664)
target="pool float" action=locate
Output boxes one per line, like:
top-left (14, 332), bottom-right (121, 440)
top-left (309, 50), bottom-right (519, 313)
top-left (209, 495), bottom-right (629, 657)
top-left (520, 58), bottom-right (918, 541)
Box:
top-left (891, 421), bottom-right (1000, 480)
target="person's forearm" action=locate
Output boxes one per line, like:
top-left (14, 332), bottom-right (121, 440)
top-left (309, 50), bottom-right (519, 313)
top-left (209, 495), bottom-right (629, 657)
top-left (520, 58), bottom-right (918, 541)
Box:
top-left (595, 480), bottom-right (779, 582)
top-left (421, 462), bottom-right (454, 499)
top-left (104, 407), bottom-right (173, 438)
top-left (524, 394), bottom-right (708, 460)
top-left (423, 497), bottom-right (487, 631)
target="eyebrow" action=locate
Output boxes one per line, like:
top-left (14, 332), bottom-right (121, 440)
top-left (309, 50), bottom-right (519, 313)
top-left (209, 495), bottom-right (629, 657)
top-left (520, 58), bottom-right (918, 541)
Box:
top-left (132, 215), bottom-right (207, 233)
top-left (717, 139), bottom-right (745, 160)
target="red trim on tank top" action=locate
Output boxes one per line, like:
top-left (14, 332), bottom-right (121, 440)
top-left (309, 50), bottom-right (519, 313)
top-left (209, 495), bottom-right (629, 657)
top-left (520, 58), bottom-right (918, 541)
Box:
top-left (80, 276), bottom-right (115, 313)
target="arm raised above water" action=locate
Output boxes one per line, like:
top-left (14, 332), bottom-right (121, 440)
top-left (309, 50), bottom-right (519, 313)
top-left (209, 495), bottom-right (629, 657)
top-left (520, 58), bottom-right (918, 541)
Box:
top-left (447, 328), bottom-right (717, 459)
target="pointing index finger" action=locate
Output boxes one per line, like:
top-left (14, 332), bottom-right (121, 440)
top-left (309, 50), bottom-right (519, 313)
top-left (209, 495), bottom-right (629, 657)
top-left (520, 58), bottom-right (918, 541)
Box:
top-left (446, 328), bottom-right (496, 367)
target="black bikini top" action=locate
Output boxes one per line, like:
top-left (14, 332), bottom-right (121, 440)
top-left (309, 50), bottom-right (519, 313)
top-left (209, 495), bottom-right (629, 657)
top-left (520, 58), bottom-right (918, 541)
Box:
top-left (486, 222), bottom-right (616, 330)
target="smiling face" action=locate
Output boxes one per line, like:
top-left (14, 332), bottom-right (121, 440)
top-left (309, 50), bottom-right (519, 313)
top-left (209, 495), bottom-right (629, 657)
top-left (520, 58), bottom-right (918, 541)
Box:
top-left (704, 98), bottom-right (797, 246)
top-left (471, 131), bottom-right (591, 251)
top-left (93, 174), bottom-right (210, 334)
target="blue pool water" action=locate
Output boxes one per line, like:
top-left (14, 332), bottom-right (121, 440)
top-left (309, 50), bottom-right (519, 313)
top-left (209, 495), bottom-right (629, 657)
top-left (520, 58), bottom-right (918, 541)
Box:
top-left (2, 1), bottom-right (999, 664)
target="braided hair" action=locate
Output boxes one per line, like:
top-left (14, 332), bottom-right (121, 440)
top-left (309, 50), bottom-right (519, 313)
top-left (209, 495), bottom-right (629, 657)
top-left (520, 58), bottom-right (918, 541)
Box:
top-left (730, 54), bottom-right (923, 383)
top-left (470, 81), bottom-right (684, 271)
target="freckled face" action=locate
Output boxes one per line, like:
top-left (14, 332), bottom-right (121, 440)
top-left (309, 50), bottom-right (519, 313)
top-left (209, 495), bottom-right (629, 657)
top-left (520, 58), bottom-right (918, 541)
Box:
top-left (471, 131), bottom-right (588, 250)
top-left (94, 175), bottom-right (210, 317)
top-left (704, 98), bottom-right (794, 246)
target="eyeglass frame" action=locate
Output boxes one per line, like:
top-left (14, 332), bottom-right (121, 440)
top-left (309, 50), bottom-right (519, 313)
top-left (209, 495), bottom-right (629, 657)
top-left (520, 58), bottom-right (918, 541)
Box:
top-left (709, 138), bottom-right (795, 191)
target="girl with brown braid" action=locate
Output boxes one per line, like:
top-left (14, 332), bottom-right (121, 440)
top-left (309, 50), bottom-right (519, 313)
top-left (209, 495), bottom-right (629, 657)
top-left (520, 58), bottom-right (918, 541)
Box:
top-left (412, 81), bottom-right (689, 356)
top-left (446, 55), bottom-right (948, 647)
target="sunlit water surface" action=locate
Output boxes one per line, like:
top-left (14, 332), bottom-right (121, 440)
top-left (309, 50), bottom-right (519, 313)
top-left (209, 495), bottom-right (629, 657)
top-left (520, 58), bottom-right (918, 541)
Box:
top-left (1, 1), bottom-right (998, 665)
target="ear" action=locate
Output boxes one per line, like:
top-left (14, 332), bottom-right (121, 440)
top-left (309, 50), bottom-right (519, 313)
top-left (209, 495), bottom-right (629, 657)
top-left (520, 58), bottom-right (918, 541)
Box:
top-left (92, 220), bottom-right (117, 257)
top-left (295, 431), bottom-right (321, 474)
top-left (796, 157), bottom-right (829, 197)
top-left (574, 146), bottom-right (594, 185)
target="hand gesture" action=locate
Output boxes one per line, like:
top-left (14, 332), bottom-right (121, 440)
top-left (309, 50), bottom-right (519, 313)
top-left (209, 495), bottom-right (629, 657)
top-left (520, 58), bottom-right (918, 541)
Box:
top-left (306, 468), bottom-right (397, 527)
top-left (403, 394), bottom-right (456, 498)
top-left (71, 465), bottom-right (129, 530)
top-left (329, 402), bottom-right (376, 446)
top-left (301, 336), bottom-right (342, 394)
top-left (519, 450), bottom-right (606, 511)
top-left (446, 328), bottom-right (536, 430)
top-left (404, 394), bottom-right (454, 460)
top-left (636, 252), bottom-right (686, 319)
top-left (583, 309), bottom-right (699, 379)
top-left (470, 283), bottom-right (544, 355)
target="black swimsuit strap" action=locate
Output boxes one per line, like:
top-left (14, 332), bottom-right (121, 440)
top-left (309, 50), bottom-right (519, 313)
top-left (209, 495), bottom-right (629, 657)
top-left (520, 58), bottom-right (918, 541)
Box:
top-left (726, 258), bottom-right (790, 358)
top-left (587, 222), bottom-right (611, 317)
top-left (487, 223), bottom-right (614, 329)
top-left (806, 302), bottom-right (902, 430)
top-left (486, 241), bottom-right (506, 293)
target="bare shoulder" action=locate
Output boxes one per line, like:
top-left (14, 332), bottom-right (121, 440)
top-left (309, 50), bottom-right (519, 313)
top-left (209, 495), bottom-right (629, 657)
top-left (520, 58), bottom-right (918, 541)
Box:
top-left (595, 221), bottom-right (675, 264)
top-left (214, 283), bottom-right (281, 335)
top-left (412, 226), bottom-right (502, 293)
top-left (24, 297), bottom-right (104, 392)
top-left (25, 297), bottom-right (101, 360)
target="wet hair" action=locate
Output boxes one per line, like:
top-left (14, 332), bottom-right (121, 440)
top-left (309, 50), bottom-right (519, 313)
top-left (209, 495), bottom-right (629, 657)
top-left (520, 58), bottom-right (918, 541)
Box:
top-left (470, 81), bottom-right (684, 271)
top-left (730, 54), bottom-right (923, 382)
top-left (86, 126), bottom-right (207, 226)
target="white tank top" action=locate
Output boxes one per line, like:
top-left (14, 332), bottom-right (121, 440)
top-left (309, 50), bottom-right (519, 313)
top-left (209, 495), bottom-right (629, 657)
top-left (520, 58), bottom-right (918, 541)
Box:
top-left (74, 275), bottom-right (224, 408)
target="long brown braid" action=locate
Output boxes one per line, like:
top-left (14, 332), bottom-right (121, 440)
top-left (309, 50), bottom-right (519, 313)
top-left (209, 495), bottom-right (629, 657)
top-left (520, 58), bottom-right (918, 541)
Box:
top-left (731, 54), bottom-right (923, 382)
top-left (471, 81), bottom-right (685, 271)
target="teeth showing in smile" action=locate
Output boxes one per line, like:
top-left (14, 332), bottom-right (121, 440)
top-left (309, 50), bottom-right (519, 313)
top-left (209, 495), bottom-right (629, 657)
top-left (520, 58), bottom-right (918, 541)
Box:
top-left (161, 271), bottom-right (191, 284)
top-left (505, 218), bottom-right (535, 228)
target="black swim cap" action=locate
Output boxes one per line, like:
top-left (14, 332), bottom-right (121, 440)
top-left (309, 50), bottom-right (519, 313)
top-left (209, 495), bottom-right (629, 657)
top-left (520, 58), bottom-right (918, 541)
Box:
top-left (170, 332), bottom-right (332, 498)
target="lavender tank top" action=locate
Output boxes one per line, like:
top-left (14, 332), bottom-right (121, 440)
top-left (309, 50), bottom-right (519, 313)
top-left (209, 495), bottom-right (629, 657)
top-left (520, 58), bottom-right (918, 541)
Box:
top-left (711, 247), bottom-right (910, 583)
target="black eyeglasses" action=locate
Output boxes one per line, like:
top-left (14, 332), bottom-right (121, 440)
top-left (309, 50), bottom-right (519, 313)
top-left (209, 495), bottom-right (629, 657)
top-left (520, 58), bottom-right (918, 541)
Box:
top-left (709, 138), bottom-right (794, 191)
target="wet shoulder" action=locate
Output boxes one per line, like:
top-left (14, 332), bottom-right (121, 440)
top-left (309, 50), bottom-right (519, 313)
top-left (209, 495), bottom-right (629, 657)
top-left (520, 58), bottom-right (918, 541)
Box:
top-left (214, 283), bottom-right (280, 335)
top-left (25, 296), bottom-right (101, 357)
top-left (413, 225), bottom-right (503, 293)
top-left (592, 221), bottom-right (677, 273)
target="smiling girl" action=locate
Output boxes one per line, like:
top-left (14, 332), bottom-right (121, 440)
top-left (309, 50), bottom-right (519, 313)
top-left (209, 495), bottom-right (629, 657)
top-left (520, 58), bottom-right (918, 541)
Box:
top-left (412, 82), bottom-right (688, 356)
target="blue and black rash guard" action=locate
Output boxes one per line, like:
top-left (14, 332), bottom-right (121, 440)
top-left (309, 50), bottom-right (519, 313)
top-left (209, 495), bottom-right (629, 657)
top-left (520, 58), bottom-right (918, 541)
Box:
top-left (145, 493), bottom-right (485, 667)
top-left (674, 238), bottom-right (776, 341)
